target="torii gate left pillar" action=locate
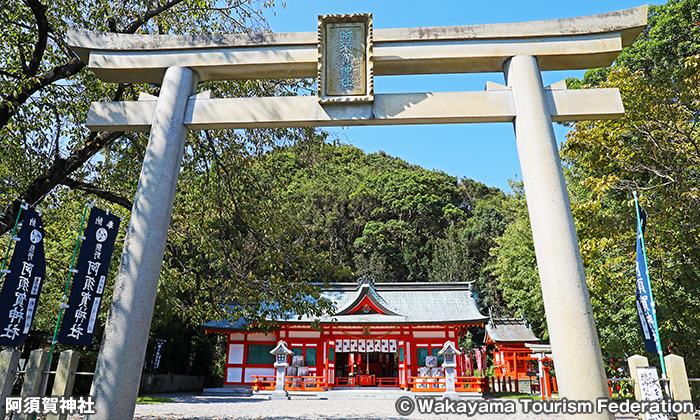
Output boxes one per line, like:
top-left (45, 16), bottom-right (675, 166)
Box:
top-left (88, 66), bottom-right (197, 420)
top-left (68, 7), bottom-right (647, 420)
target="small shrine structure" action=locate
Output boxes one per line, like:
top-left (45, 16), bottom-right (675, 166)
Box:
top-left (204, 277), bottom-right (487, 390)
top-left (485, 316), bottom-right (543, 392)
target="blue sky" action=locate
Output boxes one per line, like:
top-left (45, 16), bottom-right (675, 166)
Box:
top-left (264, 0), bottom-right (649, 191)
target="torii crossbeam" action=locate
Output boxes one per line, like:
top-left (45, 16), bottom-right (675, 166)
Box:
top-left (69, 6), bottom-right (647, 420)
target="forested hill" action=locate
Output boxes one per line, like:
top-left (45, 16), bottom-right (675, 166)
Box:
top-left (262, 143), bottom-right (511, 288)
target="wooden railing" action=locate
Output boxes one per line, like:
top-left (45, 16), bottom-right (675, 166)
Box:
top-left (408, 376), bottom-right (446, 392)
top-left (252, 374), bottom-right (483, 392)
top-left (250, 375), bottom-right (276, 391)
top-left (285, 375), bottom-right (325, 391)
top-left (334, 376), bottom-right (356, 387)
top-left (456, 376), bottom-right (489, 392)
top-left (376, 377), bottom-right (399, 387)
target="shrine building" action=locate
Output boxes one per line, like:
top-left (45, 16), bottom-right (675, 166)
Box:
top-left (485, 316), bottom-right (542, 385)
top-left (203, 277), bottom-right (488, 389)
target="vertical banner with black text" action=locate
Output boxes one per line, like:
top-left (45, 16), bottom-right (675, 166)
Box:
top-left (0, 208), bottom-right (46, 347)
top-left (58, 207), bottom-right (120, 346)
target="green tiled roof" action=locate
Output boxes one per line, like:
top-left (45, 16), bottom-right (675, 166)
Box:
top-left (203, 279), bottom-right (487, 331)
top-left (485, 317), bottom-right (541, 343)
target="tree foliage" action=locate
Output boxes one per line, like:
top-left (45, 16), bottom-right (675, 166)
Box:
top-left (254, 143), bottom-right (507, 287)
top-left (563, 56), bottom-right (700, 367)
top-left (0, 0), bottom-right (280, 234)
top-left (494, 0), bottom-right (700, 369)
top-left (488, 182), bottom-right (547, 339)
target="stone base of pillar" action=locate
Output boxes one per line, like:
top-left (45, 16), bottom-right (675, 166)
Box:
top-left (443, 392), bottom-right (460, 400)
top-left (269, 390), bottom-right (289, 400)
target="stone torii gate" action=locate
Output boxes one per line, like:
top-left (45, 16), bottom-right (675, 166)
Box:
top-left (68, 6), bottom-right (647, 420)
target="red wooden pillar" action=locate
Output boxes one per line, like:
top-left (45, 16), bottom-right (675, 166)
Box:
top-left (513, 352), bottom-right (519, 392)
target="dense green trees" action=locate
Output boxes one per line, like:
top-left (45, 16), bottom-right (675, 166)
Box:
top-left (248, 142), bottom-right (508, 287)
top-left (0, 0), bottom-right (283, 234)
top-left (488, 183), bottom-right (545, 338)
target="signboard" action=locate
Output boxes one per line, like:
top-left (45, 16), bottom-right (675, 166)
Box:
top-left (636, 367), bottom-right (668, 420)
top-left (317, 13), bottom-right (373, 103)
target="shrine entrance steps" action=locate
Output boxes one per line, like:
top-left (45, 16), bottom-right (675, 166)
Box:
top-left (202, 385), bottom-right (484, 399)
top-left (263, 387), bottom-right (482, 400)
top-left (203, 385), bottom-right (252, 396)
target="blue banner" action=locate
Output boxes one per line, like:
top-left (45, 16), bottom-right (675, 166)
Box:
top-left (57, 207), bottom-right (120, 346)
top-left (634, 204), bottom-right (659, 354)
top-left (0, 208), bottom-right (46, 347)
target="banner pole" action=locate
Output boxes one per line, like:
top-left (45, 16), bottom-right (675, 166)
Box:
top-left (0, 202), bottom-right (27, 278)
top-left (46, 202), bottom-right (91, 371)
top-left (633, 193), bottom-right (667, 380)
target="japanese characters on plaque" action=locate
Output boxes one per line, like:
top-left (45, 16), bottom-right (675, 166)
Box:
top-left (636, 367), bottom-right (669, 420)
top-left (335, 338), bottom-right (397, 353)
top-left (338, 30), bottom-right (355, 89)
top-left (58, 207), bottom-right (120, 346)
top-left (318, 13), bottom-right (373, 103)
top-left (0, 208), bottom-right (46, 347)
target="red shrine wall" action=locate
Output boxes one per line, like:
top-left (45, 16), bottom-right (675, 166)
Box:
top-left (492, 344), bottom-right (536, 379)
top-left (213, 324), bottom-right (472, 387)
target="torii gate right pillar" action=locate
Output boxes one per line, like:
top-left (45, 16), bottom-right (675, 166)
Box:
top-left (505, 55), bottom-right (612, 419)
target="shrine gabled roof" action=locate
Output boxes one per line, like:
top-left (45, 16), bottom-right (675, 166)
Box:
top-left (485, 317), bottom-right (541, 343)
top-left (202, 279), bottom-right (488, 331)
top-left (281, 279), bottom-right (487, 326)
top-left (334, 278), bottom-right (400, 316)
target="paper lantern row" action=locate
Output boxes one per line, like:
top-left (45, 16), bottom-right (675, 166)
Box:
top-left (335, 339), bottom-right (398, 353)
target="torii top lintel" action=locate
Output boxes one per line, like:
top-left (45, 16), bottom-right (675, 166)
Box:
top-left (68, 6), bottom-right (647, 84)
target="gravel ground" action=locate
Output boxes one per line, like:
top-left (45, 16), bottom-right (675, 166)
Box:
top-left (126, 393), bottom-right (573, 420)
top-left (60, 393), bottom-right (696, 420)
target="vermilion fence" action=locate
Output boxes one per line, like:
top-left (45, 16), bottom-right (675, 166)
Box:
top-left (456, 377), bottom-right (489, 392)
top-left (284, 375), bottom-right (325, 391)
top-left (408, 376), bottom-right (446, 392)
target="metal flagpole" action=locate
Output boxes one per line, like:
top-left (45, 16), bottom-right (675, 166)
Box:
top-left (48, 202), bottom-right (91, 357)
top-left (37, 201), bottom-right (92, 407)
top-left (0, 202), bottom-right (27, 279)
top-left (633, 192), bottom-right (667, 381)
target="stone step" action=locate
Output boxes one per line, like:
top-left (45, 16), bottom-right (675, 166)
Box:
top-left (203, 385), bottom-right (253, 396)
